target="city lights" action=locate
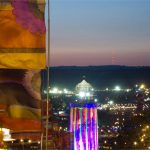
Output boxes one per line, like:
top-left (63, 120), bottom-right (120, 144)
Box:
top-left (28, 140), bottom-right (32, 143)
top-left (133, 141), bottom-right (137, 146)
top-left (114, 141), bottom-right (117, 145)
top-left (64, 88), bottom-right (68, 94)
top-left (106, 88), bottom-right (109, 91)
top-left (78, 91), bottom-right (85, 98)
top-left (94, 98), bottom-right (98, 102)
top-left (42, 80), bottom-right (150, 150)
top-left (78, 91), bottom-right (91, 98)
top-left (108, 100), bottom-right (114, 105)
top-left (53, 87), bottom-right (58, 93)
top-left (2, 128), bottom-right (15, 142)
top-left (43, 90), bottom-right (47, 94)
top-left (114, 86), bottom-right (121, 91)
top-left (141, 138), bottom-right (144, 142)
top-left (140, 84), bottom-right (145, 89)
top-left (0, 0), bottom-right (150, 148)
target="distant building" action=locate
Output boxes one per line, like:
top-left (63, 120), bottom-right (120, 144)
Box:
top-left (75, 79), bottom-right (94, 99)
top-left (75, 79), bottom-right (93, 93)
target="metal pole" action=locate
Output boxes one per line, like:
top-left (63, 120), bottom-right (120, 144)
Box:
top-left (45, 0), bottom-right (50, 149)
top-left (40, 132), bottom-right (43, 150)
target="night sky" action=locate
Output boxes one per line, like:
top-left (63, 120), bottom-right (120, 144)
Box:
top-left (48, 0), bottom-right (150, 66)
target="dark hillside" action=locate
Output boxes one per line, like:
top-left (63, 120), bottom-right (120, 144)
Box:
top-left (42, 66), bottom-right (150, 90)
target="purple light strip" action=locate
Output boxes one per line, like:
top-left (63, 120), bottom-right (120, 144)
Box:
top-left (70, 106), bottom-right (98, 150)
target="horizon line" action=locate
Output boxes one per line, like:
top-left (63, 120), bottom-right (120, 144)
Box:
top-left (48, 65), bottom-right (150, 67)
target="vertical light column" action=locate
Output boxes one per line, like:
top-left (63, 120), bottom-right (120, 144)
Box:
top-left (70, 104), bottom-right (98, 150)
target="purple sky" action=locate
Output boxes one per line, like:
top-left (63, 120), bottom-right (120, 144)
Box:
top-left (48, 0), bottom-right (150, 66)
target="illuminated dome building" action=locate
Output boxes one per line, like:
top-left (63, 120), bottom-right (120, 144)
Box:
top-left (71, 80), bottom-right (98, 150)
top-left (75, 79), bottom-right (93, 99)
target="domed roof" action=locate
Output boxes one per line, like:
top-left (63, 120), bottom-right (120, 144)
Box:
top-left (75, 79), bottom-right (93, 93)
top-left (76, 80), bottom-right (92, 88)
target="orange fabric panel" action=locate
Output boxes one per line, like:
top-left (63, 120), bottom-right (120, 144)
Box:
top-left (0, 11), bottom-right (45, 49)
top-left (0, 117), bottom-right (41, 131)
top-left (0, 2), bottom-right (46, 69)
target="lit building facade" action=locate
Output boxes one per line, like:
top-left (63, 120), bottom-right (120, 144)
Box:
top-left (70, 103), bottom-right (98, 150)
top-left (75, 80), bottom-right (94, 99)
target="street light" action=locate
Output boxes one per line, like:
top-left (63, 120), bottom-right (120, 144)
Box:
top-left (114, 141), bottom-right (117, 145)
top-left (133, 141), bottom-right (137, 146)
top-left (141, 138), bottom-right (144, 142)
top-left (94, 99), bottom-right (98, 102)
top-left (28, 140), bottom-right (32, 143)
top-left (140, 84), bottom-right (145, 89)
top-left (108, 100), bottom-right (114, 105)
top-left (114, 86), bottom-right (121, 91)
top-left (53, 87), bottom-right (58, 93)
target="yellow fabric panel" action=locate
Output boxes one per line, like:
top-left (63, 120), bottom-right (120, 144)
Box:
top-left (0, 53), bottom-right (46, 69)
top-left (9, 105), bottom-right (41, 120)
top-left (0, 4), bottom-right (12, 10)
